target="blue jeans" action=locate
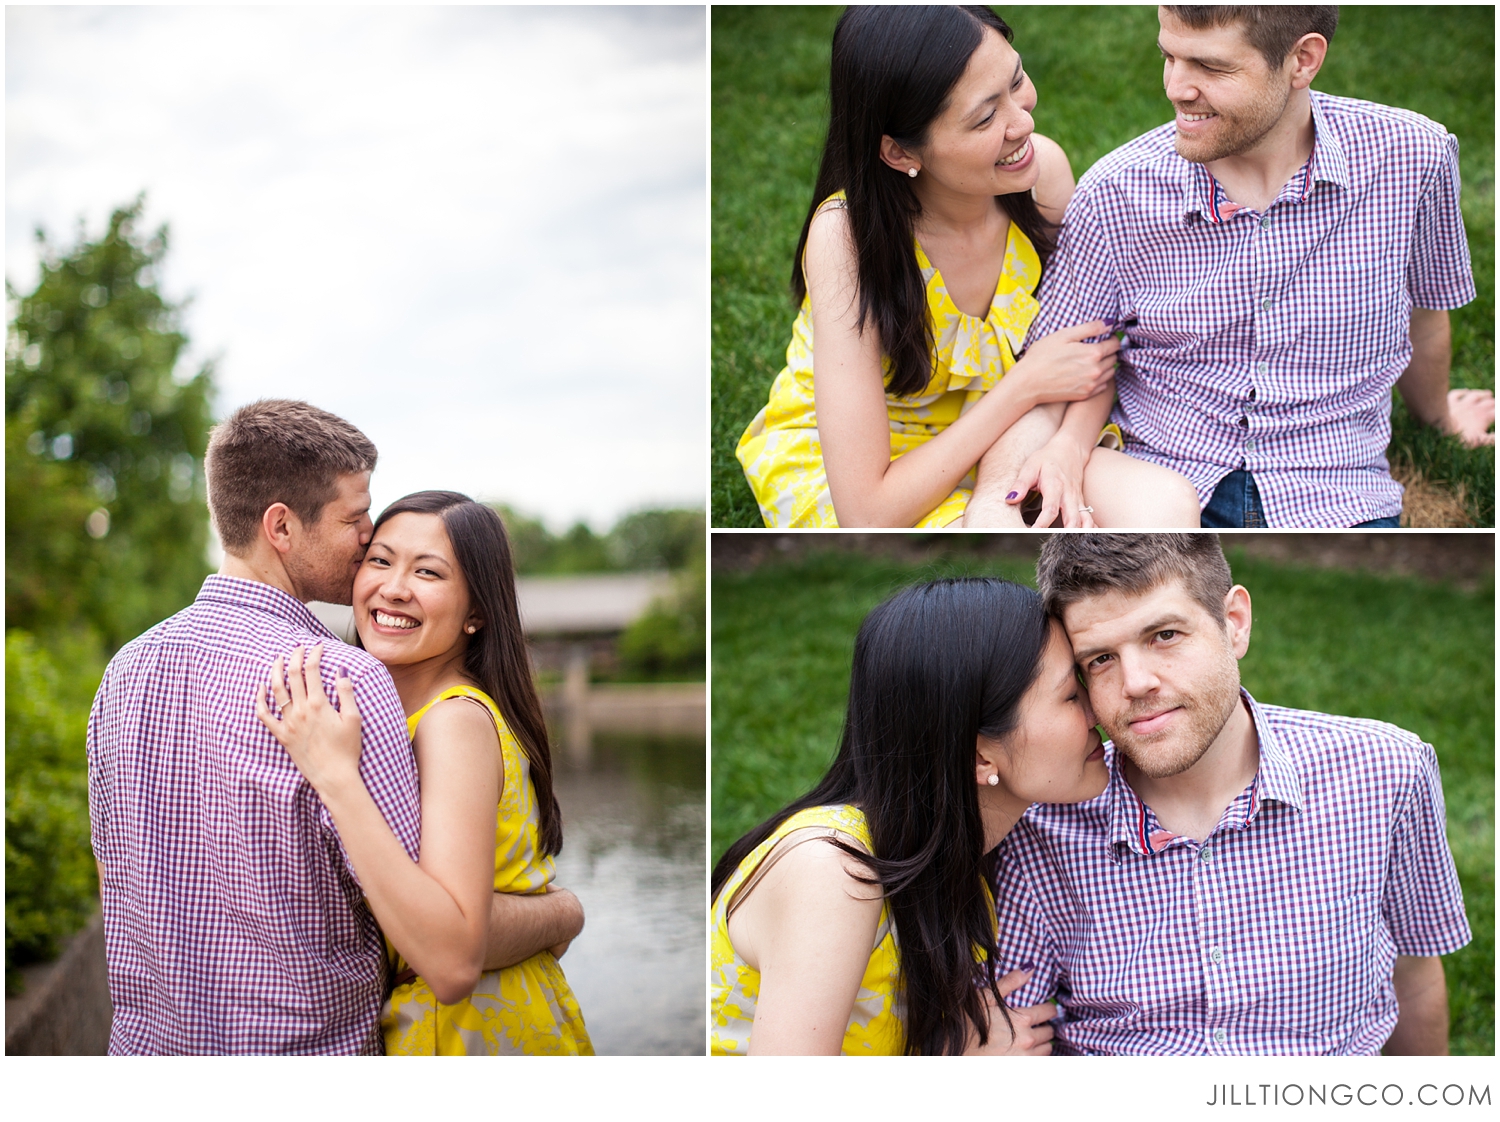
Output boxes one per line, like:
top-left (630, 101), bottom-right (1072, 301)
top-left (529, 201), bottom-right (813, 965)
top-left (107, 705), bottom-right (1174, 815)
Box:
top-left (1200, 471), bottom-right (1401, 528)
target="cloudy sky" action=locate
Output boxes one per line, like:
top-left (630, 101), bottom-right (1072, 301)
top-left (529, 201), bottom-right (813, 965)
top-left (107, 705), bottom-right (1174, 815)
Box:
top-left (7, 5), bottom-right (706, 530)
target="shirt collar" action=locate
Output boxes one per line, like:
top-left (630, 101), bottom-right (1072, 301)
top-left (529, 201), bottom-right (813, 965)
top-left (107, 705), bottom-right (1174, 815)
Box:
top-left (1106, 687), bottom-right (1304, 860)
top-left (195, 574), bottom-right (337, 639)
top-left (1178, 91), bottom-right (1350, 224)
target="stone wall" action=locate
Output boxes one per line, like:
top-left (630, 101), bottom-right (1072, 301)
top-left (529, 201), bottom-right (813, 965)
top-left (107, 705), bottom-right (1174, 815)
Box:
top-left (5, 910), bottom-right (111, 1055)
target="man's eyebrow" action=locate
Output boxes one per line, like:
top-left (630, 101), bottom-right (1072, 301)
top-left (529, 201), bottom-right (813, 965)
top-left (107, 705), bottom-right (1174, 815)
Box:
top-left (1072, 614), bottom-right (1193, 665)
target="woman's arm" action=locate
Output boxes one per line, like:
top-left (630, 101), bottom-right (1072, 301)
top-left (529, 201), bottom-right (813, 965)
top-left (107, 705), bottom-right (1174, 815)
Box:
top-left (1004, 384), bottom-right (1117, 528)
top-left (257, 647), bottom-right (500, 1005)
top-left (809, 203), bottom-right (1116, 527)
top-left (727, 832), bottom-right (883, 1055)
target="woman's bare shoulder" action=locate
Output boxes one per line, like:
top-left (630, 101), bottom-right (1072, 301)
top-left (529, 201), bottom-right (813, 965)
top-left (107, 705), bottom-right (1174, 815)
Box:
top-left (1030, 133), bottom-right (1076, 216)
top-left (758, 825), bottom-right (884, 905)
top-left (803, 202), bottom-right (859, 288)
top-left (412, 693), bottom-right (502, 757)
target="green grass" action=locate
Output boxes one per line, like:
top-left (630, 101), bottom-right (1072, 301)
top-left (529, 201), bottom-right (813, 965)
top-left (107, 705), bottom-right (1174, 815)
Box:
top-left (712, 6), bottom-right (1495, 526)
top-left (711, 545), bottom-right (1494, 1054)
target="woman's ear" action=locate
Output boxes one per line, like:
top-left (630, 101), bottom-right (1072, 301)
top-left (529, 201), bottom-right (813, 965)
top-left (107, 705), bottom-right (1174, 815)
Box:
top-left (879, 134), bottom-right (919, 177)
top-left (975, 734), bottom-right (1003, 788)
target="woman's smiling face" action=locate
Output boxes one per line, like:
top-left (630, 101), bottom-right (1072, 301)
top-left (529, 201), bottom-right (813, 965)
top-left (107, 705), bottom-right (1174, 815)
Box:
top-left (353, 511), bottom-right (475, 667)
top-left (911, 26), bottom-right (1040, 196)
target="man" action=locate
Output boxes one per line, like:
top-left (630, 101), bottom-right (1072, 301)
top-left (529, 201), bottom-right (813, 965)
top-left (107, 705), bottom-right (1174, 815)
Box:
top-left (968, 6), bottom-right (1491, 528)
top-left (87, 399), bottom-right (582, 1054)
top-left (994, 534), bottom-right (1470, 1054)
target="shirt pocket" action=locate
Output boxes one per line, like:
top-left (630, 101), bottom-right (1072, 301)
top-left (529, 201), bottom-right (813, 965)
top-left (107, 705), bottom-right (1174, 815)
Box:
top-left (1273, 889), bottom-right (1378, 1037)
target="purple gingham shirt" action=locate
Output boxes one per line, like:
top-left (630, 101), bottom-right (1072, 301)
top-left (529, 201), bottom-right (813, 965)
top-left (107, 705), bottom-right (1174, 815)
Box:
top-left (87, 575), bottom-right (421, 1055)
top-left (994, 690), bottom-right (1470, 1055)
top-left (1028, 91), bottom-right (1476, 527)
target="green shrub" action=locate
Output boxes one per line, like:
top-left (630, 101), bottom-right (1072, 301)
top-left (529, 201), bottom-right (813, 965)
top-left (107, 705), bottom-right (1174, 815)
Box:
top-left (5, 630), bottom-right (103, 994)
top-left (617, 552), bottom-right (707, 682)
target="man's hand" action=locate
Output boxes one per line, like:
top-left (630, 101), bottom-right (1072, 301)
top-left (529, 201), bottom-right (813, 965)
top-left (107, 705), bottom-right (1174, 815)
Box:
top-left (1441, 387), bottom-right (1496, 447)
top-left (483, 885), bottom-right (584, 970)
top-left (1396, 307), bottom-right (1495, 447)
top-left (1383, 955), bottom-right (1449, 1055)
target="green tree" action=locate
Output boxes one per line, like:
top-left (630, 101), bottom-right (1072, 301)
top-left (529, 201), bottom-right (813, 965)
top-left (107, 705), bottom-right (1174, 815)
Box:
top-left (5, 633), bottom-right (98, 993)
top-left (617, 531), bottom-right (706, 681)
top-left (6, 197), bottom-right (215, 652)
top-left (606, 508), bottom-right (705, 570)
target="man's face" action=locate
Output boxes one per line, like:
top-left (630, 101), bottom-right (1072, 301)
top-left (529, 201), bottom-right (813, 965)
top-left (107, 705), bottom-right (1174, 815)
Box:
top-left (283, 471), bottom-right (373, 605)
top-left (1157, 7), bottom-right (1293, 164)
top-left (1063, 579), bottom-right (1246, 779)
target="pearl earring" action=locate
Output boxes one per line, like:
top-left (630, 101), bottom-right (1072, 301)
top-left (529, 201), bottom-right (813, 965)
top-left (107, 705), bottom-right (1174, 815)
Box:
top-left (987, 774), bottom-right (999, 786)
top-left (466, 624), bottom-right (477, 634)
top-left (907, 167), bottom-right (919, 178)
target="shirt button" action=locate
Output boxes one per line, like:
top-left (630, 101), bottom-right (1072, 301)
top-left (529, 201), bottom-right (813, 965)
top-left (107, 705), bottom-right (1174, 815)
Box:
top-left (1245, 400), bottom-right (1256, 414)
top-left (1210, 946), bottom-right (1224, 964)
top-left (1257, 362), bottom-right (1268, 376)
top-left (1200, 846), bottom-right (1214, 863)
top-left (1260, 216), bottom-right (1271, 230)
top-left (1245, 438), bottom-right (1257, 453)
top-left (1261, 298), bottom-right (1273, 312)
top-left (1213, 1028), bottom-right (1227, 1045)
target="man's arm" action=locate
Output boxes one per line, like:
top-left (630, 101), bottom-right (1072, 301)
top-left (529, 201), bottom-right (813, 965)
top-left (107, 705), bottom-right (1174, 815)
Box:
top-left (1396, 307), bottom-right (1495, 446)
top-left (1383, 955), bottom-right (1449, 1055)
top-left (483, 886), bottom-right (584, 970)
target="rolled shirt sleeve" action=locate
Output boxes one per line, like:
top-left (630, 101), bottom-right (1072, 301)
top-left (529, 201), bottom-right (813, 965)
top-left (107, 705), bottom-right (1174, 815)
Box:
top-left (1406, 133), bottom-right (1476, 310)
top-left (993, 832), bottom-right (1063, 1011)
top-left (1380, 739), bottom-right (1471, 956)
top-left (1026, 185), bottom-right (1125, 349)
top-left (86, 664), bottom-right (113, 863)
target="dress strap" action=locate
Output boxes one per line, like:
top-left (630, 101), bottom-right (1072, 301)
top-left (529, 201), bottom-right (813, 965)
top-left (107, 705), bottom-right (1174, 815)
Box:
top-left (406, 684), bottom-right (502, 740)
top-left (725, 825), bottom-right (870, 922)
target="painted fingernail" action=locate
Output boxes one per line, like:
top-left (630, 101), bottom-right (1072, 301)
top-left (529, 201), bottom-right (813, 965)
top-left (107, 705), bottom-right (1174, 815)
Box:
top-left (1006, 491), bottom-right (1019, 501)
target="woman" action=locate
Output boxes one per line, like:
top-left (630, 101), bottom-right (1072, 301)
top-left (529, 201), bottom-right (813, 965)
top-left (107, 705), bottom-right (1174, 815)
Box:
top-left (711, 577), bottom-right (1106, 1055)
top-left (735, 6), bottom-right (1200, 528)
top-left (256, 491), bottom-right (592, 1056)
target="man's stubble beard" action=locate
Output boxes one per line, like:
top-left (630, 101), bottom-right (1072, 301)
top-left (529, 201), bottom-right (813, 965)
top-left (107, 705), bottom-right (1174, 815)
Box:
top-left (285, 537), bottom-right (359, 606)
top-left (1103, 646), bottom-right (1242, 780)
top-left (1173, 79), bottom-right (1291, 165)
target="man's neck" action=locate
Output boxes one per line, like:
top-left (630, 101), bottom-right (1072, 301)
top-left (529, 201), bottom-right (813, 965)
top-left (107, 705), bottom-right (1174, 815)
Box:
top-left (1124, 695), bottom-right (1259, 843)
top-left (219, 550), bottom-right (300, 601)
top-left (1204, 89), bottom-right (1315, 214)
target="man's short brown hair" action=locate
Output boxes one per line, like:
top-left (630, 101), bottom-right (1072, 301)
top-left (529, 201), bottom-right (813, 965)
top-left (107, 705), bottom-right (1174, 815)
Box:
top-left (1163, 6), bottom-right (1339, 71)
top-left (1037, 533), bottom-right (1234, 625)
top-left (205, 400), bottom-right (377, 553)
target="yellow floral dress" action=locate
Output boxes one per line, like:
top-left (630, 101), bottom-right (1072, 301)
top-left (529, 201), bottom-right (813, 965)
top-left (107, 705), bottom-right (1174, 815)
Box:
top-left (711, 805), bottom-right (903, 1056)
top-left (737, 194), bottom-right (1121, 527)
top-left (381, 685), bottom-right (593, 1056)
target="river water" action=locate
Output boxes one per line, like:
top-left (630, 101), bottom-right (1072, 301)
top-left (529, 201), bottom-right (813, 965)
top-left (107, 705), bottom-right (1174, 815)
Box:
top-left (549, 732), bottom-right (705, 1055)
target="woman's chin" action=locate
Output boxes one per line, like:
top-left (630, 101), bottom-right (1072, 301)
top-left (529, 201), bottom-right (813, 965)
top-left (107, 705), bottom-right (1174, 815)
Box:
top-left (356, 630), bottom-right (419, 666)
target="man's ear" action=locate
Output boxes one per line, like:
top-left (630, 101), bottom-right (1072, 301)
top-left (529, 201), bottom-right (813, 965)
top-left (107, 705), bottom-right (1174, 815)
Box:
top-left (261, 502), bottom-right (297, 557)
top-left (1285, 32), bottom-right (1328, 91)
top-left (1223, 585), bottom-right (1252, 659)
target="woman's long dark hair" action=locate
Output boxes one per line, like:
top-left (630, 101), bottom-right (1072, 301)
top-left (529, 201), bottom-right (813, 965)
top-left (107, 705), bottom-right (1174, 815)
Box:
top-left (792, 6), bottom-right (1057, 398)
top-left (711, 577), bottom-right (1050, 1056)
top-left (369, 490), bottom-right (562, 856)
